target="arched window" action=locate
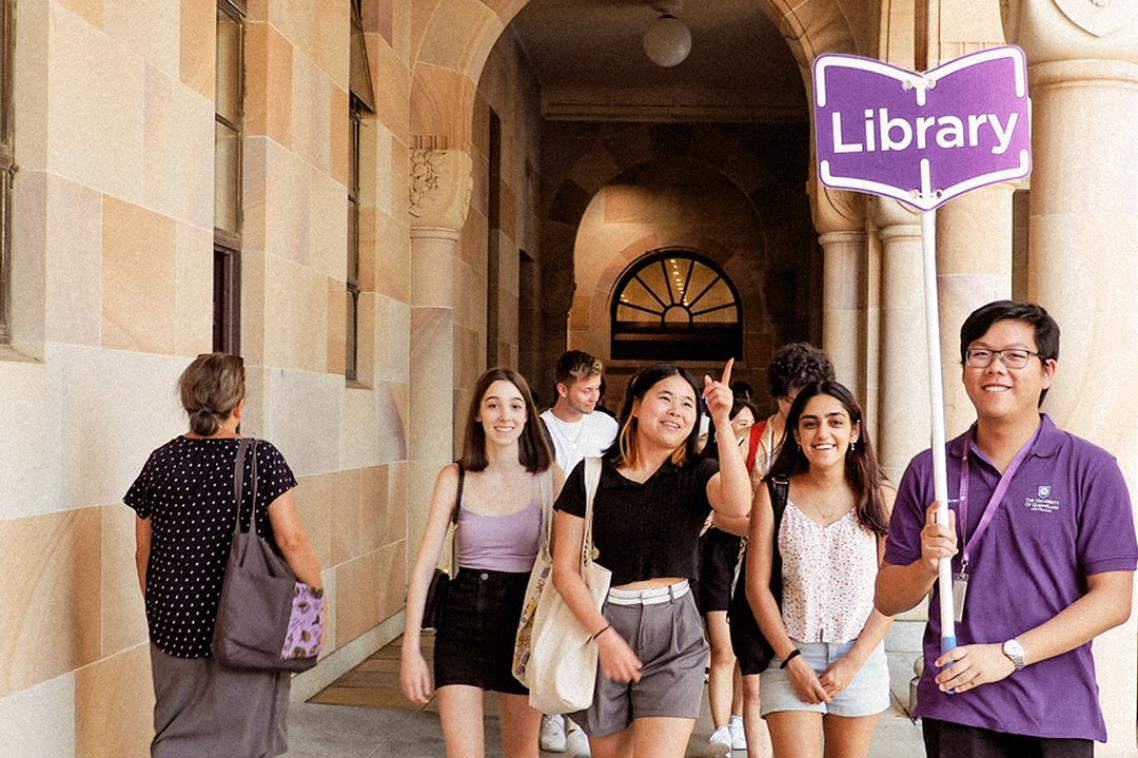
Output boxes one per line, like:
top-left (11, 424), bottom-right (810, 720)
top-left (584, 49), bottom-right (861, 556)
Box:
top-left (611, 250), bottom-right (741, 361)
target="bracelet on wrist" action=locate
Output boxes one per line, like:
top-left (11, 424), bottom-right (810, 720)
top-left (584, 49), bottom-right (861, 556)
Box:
top-left (779, 649), bottom-right (802, 669)
top-left (589, 624), bottom-right (612, 643)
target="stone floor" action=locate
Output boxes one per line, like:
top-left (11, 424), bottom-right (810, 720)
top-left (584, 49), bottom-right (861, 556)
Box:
top-left (283, 623), bottom-right (928, 758)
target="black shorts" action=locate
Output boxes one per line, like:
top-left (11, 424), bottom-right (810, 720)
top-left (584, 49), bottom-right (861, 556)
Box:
top-left (697, 528), bottom-right (741, 613)
top-left (433, 568), bottom-right (529, 695)
top-left (922, 718), bottom-right (1093, 758)
top-left (727, 552), bottom-right (775, 676)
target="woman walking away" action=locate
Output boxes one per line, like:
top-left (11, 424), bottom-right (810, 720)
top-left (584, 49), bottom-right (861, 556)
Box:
top-left (401, 368), bottom-right (562, 758)
top-left (747, 380), bottom-right (895, 758)
top-left (126, 353), bottom-right (324, 758)
top-left (551, 361), bottom-right (751, 758)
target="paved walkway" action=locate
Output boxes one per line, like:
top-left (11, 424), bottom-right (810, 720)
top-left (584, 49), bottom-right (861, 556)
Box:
top-left (283, 623), bottom-right (928, 757)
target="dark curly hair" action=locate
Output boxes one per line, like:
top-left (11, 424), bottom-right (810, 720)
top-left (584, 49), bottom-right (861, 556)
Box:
top-left (767, 342), bottom-right (835, 399)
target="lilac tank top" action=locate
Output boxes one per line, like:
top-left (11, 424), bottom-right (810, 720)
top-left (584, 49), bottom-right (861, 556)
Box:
top-left (456, 495), bottom-right (542, 573)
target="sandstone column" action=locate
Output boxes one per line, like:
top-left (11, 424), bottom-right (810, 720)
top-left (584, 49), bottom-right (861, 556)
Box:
top-left (870, 197), bottom-right (929, 485)
top-left (814, 187), bottom-right (868, 405)
top-left (1004, 2), bottom-right (1138, 753)
top-left (408, 148), bottom-right (472, 561)
top-left (917, 6), bottom-right (1016, 438)
top-left (936, 184), bottom-right (1014, 437)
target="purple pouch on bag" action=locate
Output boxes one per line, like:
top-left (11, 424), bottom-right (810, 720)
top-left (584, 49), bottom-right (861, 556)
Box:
top-left (282, 584), bottom-right (325, 660)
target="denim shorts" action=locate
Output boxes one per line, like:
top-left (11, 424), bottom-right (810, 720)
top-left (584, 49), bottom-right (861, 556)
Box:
top-left (760, 639), bottom-right (889, 718)
top-left (434, 567), bottom-right (530, 695)
top-left (573, 581), bottom-right (709, 738)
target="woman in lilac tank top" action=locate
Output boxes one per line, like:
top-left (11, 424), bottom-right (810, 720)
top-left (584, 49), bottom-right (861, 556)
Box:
top-left (746, 380), bottom-right (896, 758)
top-left (401, 368), bottom-right (563, 758)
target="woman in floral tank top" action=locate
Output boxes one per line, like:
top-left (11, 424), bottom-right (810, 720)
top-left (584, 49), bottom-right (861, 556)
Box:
top-left (745, 380), bottom-right (895, 758)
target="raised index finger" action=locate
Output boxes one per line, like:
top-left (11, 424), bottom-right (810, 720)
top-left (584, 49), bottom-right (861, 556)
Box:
top-left (720, 357), bottom-right (735, 386)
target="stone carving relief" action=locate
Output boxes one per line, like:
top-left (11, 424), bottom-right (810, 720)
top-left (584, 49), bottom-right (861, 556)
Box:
top-left (1003, 0), bottom-right (1138, 54)
top-left (409, 148), bottom-right (474, 232)
top-left (1054, 0), bottom-right (1138, 37)
top-left (813, 186), bottom-right (866, 234)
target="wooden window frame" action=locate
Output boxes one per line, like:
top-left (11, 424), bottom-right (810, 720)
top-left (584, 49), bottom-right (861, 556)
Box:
top-left (346, 1), bottom-right (373, 382)
top-left (213, 0), bottom-right (244, 354)
top-left (346, 104), bottom-right (361, 381)
top-left (0, 0), bottom-right (14, 344)
top-left (610, 249), bottom-right (742, 362)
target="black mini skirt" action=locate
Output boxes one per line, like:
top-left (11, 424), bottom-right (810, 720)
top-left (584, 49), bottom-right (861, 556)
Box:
top-left (433, 567), bottom-right (530, 695)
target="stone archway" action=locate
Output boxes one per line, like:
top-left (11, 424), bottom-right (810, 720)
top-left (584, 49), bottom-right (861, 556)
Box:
top-left (403, 0), bottom-right (863, 593)
top-left (409, 0), bottom-right (859, 151)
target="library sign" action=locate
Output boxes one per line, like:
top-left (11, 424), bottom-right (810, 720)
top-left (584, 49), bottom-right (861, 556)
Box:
top-left (813, 46), bottom-right (1031, 211)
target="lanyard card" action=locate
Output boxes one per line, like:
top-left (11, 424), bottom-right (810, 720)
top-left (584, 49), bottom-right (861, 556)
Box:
top-left (952, 571), bottom-right (968, 623)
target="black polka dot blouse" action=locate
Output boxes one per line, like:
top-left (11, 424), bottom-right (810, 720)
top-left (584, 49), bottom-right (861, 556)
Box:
top-left (124, 437), bottom-right (298, 658)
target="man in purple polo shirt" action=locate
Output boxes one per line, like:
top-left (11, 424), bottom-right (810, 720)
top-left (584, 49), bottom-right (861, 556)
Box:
top-left (876, 300), bottom-right (1137, 757)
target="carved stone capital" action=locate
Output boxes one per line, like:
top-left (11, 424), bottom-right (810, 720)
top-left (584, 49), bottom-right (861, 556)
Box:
top-left (409, 149), bottom-right (474, 234)
top-left (1003, 0), bottom-right (1138, 64)
top-left (812, 185), bottom-right (866, 234)
top-left (869, 196), bottom-right (922, 232)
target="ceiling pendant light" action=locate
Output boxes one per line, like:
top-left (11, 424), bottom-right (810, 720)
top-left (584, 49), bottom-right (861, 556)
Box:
top-left (642, 0), bottom-right (692, 68)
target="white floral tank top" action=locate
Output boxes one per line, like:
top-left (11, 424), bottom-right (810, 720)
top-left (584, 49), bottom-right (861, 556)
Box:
top-left (778, 499), bottom-right (879, 643)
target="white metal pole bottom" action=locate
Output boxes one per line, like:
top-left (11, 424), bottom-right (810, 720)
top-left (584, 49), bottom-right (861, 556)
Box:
top-left (920, 208), bottom-right (956, 654)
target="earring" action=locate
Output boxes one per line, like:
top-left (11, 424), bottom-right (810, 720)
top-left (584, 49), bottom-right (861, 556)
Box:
top-left (848, 439), bottom-right (857, 453)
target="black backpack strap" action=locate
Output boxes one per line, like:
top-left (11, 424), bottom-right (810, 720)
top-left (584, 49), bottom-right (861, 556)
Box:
top-left (765, 475), bottom-right (790, 606)
top-left (767, 476), bottom-right (789, 530)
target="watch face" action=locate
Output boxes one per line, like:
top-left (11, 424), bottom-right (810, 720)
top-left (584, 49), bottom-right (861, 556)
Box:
top-left (1003, 639), bottom-right (1025, 669)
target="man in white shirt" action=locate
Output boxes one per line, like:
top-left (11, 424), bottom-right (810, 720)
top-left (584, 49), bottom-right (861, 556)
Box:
top-left (538, 350), bottom-right (617, 757)
top-left (540, 350), bottom-right (619, 477)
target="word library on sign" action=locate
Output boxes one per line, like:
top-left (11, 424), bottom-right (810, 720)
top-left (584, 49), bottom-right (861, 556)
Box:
top-left (828, 108), bottom-right (1021, 156)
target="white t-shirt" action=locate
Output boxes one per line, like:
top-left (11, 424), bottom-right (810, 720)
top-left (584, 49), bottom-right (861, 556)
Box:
top-left (540, 408), bottom-right (619, 476)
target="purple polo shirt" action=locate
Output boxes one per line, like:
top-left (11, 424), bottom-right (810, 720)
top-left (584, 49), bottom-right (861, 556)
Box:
top-left (885, 414), bottom-right (1137, 741)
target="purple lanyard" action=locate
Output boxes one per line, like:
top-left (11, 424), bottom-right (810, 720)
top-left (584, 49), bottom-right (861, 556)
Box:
top-left (957, 425), bottom-right (1041, 574)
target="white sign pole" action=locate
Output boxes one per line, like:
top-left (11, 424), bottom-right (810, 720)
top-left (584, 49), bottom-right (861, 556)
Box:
top-left (920, 208), bottom-right (956, 653)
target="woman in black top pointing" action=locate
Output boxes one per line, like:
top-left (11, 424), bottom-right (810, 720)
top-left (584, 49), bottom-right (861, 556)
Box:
top-left (551, 360), bottom-right (751, 758)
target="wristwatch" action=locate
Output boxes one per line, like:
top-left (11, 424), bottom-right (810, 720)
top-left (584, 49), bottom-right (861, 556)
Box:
top-left (1002, 639), bottom-right (1025, 672)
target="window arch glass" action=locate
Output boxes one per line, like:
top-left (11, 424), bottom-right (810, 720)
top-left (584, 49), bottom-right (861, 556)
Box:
top-left (611, 250), bottom-right (741, 361)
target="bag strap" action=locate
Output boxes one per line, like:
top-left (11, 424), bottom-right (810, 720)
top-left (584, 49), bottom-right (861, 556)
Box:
top-left (581, 457), bottom-right (602, 568)
top-left (231, 438), bottom-right (259, 536)
top-left (765, 474), bottom-right (789, 601)
top-left (767, 474), bottom-right (789, 527)
top-left (452, 462), bottom-right (464, 525)
top-left (538, 467), bottom-right (555, 560)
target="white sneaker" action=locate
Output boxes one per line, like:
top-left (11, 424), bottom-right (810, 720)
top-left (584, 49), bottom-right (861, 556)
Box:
top-left (564, 722), bottom-right (591, 758)
top-left (729, 718), bottom-right (747, 751)
top-left (540, 714), bottom-right (567, 753)
top-left (709, 725), bottom-right (732, 757)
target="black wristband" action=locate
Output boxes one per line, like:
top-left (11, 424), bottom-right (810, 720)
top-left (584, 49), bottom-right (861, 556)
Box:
top-left (589, 624), bottom-right (612, 642)
top-left (779, 649), bottom-right (802, 669)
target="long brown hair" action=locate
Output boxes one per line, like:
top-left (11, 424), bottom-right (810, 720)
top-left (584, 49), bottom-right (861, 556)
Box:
top-left (459, 368), bottom-right (552, 473)
top-left (768, 380), bottom-right (889, 535)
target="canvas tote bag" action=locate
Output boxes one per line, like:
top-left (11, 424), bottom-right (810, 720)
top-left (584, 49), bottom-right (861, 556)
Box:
top-left (511, 466), bottom-right (555, 685)
top-left (524, 457), bottom-right (611, 713)
top-left (212, 439), bottom-right (324, 672)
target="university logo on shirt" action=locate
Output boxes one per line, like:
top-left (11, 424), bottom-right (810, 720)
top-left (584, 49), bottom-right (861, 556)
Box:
top-left (1025, 484), bottom-right (1060, 513)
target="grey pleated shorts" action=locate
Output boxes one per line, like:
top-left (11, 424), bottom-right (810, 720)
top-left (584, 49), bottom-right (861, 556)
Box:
top-left (149, 643), bottom-right (290, 758)
top-left (573, 582), bottom-right (709, 738)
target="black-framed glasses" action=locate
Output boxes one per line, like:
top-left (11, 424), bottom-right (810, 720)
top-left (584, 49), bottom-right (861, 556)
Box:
top-left (964, 348), bottom-right (1040, 370)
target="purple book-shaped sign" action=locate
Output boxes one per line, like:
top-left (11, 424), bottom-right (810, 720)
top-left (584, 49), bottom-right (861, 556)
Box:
top-left (814, 46), bottom-right (1031, 211)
